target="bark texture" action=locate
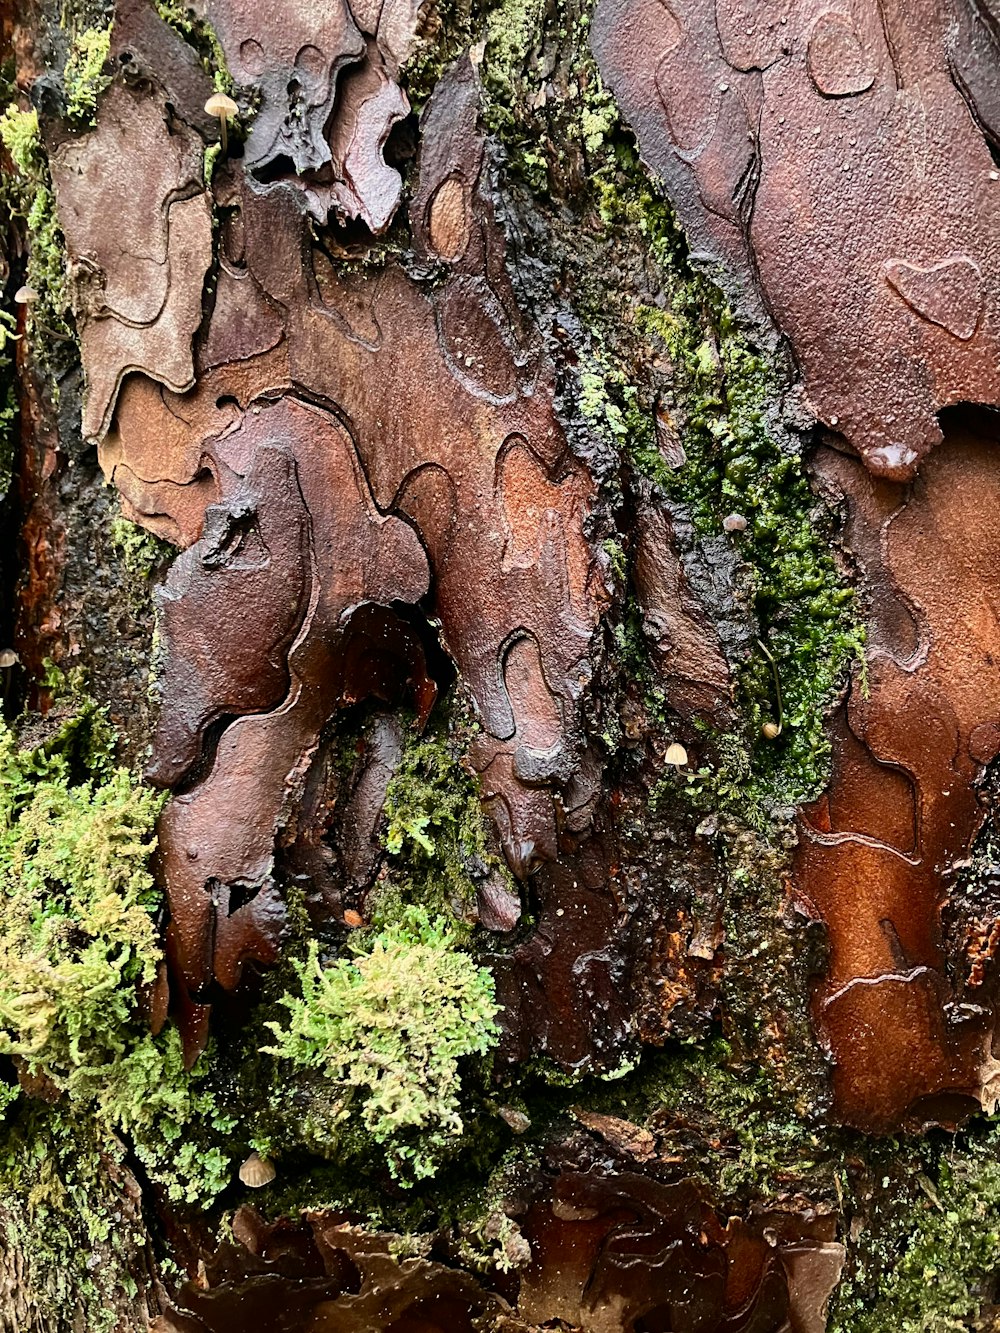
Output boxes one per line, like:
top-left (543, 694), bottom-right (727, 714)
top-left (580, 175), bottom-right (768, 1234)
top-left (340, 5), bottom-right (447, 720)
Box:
top-left (1, 0), bottom-right (1000, 1331)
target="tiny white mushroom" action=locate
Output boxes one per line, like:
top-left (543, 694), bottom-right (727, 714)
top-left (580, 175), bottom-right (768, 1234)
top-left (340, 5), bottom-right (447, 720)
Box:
top-left (665, 741), bottom-right (688, 769)
top-left (238, 1151), bottom-right (276, 1188)
top-left (0, 650), bottom-right (18, 669)
top-left (205, 91), bottom-right (238, 154)
top-left (14, 286), bottom-right (37, 305)
top-left (723, 513), bottom-right (747, 533)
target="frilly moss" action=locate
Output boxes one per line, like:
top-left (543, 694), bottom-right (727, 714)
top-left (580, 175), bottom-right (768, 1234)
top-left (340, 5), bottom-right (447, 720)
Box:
top-left (0, 103), bottom-right (74, 353)
top-left (62, 24), bottom-right (113, 125)
top-left (264, 907), bottom-right (500, 1185)
top-left (0, 678), bottom-right (238, 1206)
top-left (0, 695), bottom-right (163, 1083)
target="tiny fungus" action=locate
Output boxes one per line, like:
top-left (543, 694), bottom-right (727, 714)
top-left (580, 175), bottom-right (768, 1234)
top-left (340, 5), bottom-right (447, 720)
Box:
top-left (343, 909), bottom-right (364, 928)
top-left (204, 92), bottom-right (238, 154)
top-left (13, 285), bottom-right (37, 305)
top-left (665, 741), bottom-right (688, 769)
top-left (238, 1151), bottom-right (276, 1188)
top-left (0, 650), bottom-right (18, 669)
top-left (723, 513), bottom-right (747, 533)
top-left (755, 637), bottom-right (784, 738)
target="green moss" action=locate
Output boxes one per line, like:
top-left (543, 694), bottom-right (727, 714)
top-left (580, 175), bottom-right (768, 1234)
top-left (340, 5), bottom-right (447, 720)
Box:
top-left (831, 1127), bottom-right (1000, 1333)
top-left (62, 24), bottom-right (113, 124)
top-left (0, 679), bottom-right (237, 1206)
top-left (0, 1107), bottom-right (146, 1333)
top-left (0, 104), bottom-right (73, 351)
top-left (578, 153), bottom-right (866, 821)
top-left (110, 511), bottom-right (173, 579)
top-left (0, 699), bottom-right (163, 1085)
top-left (375, 714), bottom-right (517, 927)
top-left (153, 0), bottom-right (234, 93)
top-left (264, 907), bottom-right (500, 1184)
top-left (0, 307), bottom-right (15, 498)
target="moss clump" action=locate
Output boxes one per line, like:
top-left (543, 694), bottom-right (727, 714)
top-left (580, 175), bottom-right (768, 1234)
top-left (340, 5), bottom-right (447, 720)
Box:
top-left (62, 24), bottom-right (113, 125)
top-left (265, 907), bottom-right (500, 1184)
top-left (85, 1026), bottom-right (237, 1204)
top-left (0, 681), bottom-right (236, 1205)
top-left (0, 104), bottom-right (73, 349)
top-left (831, 1127), bottom-right (1000, 1333)
top-left (110, 511), bottom-right (173, 579)
top-left (376, 715), bottom-right (517, 926)
top-left (0, 701), bottom-right (163, 1085)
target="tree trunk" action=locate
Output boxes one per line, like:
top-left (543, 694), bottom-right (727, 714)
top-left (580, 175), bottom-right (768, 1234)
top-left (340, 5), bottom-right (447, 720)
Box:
top-left (2, 0), bottom-right (1000, 1329)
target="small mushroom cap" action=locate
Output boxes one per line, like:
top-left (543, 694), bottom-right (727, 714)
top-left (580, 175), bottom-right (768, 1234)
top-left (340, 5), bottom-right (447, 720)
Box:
top-left (665, 741), bottom-right (688, 768)
top-left (343, 909), bottom-right (364, 928)
top-left (13, 286), bottom-right (37, 305)
top-left (723, 512), bottom-right (747, 533)
top-left (761, 721), bottom-right (782, 740)
top-left (238, 1151), bottom-right (276, 1188)
top-left (0, 650), bottom-right (18, 669)
top-left (204, 92), bottom-right (238, 119)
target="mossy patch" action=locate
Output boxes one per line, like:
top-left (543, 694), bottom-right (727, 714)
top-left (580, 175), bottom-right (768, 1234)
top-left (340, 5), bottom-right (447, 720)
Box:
top-left (0, 676), bottom-right (237, 1206)
top-left (110, 510), bottom-right (174, 580)
top-left (374, 714), bottom-right (518, 928)
top-left (0, 103), bottom-right (74, 354)
top-left (153, 0), bottom-right (234, 93)
top-left (62, 24), bottom-right (113, 125)
top-left (265, 907), bottom-right (500, 1184)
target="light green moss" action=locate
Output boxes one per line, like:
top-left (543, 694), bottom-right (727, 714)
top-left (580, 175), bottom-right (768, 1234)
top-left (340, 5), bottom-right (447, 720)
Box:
top-left (265, 907), bottom-right (500, 1184)
top-left (153, 0), bottom-right (234, 93)
top-left (0, 104), bottom-right (73, 350)
top-left (0, 703), bottom-right (163, 1085)
top-left (63, 24), bottom-right (113, 124)
top-left (0, 679), bottom-right (237, 1206)
top-left (110, 511), bottom-right (173, 579)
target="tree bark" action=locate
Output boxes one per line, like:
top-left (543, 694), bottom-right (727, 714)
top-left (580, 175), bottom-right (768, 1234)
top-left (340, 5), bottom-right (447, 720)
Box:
top-left (2, 0), bottom-right (1000, 1330)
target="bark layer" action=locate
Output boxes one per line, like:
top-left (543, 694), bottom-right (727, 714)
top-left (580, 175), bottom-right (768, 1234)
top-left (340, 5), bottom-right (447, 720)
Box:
top-left (1, 1), bottom-right (1000, 1331)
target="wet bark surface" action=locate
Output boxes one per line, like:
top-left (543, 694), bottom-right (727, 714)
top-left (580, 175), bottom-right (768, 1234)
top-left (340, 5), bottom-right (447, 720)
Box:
top-left (3, 0), bottom-right (1000, 1330)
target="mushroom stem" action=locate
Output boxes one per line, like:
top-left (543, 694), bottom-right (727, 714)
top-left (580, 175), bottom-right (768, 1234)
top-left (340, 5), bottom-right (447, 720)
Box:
top-left (204, 93), bottom-right (238, 158)
top-left (755, 636), bottom-right (783, 738)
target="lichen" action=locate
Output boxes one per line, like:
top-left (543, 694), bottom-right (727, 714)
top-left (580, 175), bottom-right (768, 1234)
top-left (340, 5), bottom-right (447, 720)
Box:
top-left (264, 907), bottom-right (500, 1184)
top-left (62, 24), bottom-right (113, 125)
